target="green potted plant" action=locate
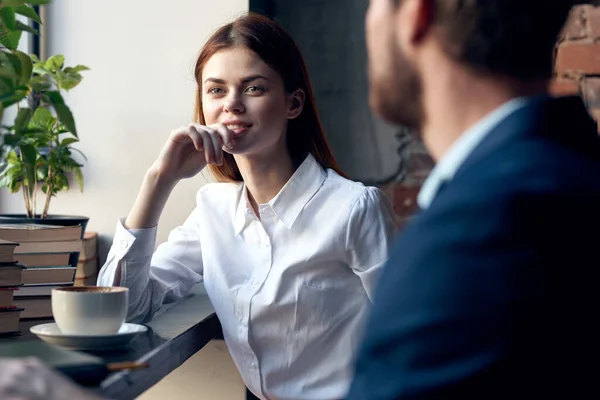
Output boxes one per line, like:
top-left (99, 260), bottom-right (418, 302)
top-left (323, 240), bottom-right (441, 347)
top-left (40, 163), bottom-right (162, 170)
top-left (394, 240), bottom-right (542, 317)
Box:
top-left (0, 0), bottom-right (90, 235)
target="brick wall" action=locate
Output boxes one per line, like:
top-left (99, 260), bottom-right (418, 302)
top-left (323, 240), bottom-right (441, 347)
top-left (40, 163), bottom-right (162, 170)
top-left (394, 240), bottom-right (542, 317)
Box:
top-left (380, 138), bottom-right (433, 227)
top-left (389, 2), bottom-right (600, 227)
top-left (554, 3), bottom-right (600, 124)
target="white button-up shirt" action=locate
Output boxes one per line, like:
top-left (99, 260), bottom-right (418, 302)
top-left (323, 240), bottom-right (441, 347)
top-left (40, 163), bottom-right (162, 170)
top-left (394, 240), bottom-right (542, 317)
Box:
top-left (97, 154), bottom-right (397, 400)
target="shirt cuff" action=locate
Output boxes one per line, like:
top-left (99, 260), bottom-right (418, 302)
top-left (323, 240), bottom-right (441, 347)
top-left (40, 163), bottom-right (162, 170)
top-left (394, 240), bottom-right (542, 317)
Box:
top-left (113, 217), bottom-right (158, 260)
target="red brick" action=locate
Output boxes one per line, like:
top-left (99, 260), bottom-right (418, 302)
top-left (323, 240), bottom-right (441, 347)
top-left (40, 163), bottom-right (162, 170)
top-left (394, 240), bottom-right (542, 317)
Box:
top-left (549, 78), bottom-right (580, 97)
top-left (560, 6), bottom-right (589, 40)
top-left (392, 184), bottom-right (421, 219)
top-left (407, 152), bottom-right (435, 177)
top-left (582, 78), bottom-right (600, 109)
top-left (587, 6), bottom-right (600, 39)
top-left (555, 41), bottom-right (600, 76)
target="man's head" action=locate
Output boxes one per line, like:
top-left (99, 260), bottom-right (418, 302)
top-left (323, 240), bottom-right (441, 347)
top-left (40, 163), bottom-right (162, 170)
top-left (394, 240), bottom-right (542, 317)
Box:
top-left (366, 0), bottom-right (574, 129)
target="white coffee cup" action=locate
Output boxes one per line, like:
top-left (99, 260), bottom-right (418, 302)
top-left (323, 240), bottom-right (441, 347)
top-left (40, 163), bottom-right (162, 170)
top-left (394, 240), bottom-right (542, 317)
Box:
top-left (51, 286), bottom-right (129, 336)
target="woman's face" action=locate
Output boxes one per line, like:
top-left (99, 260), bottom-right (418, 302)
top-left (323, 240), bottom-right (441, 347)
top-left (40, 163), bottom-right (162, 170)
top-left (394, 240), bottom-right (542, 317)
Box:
top-left (201, 47), bottom-right (302, 157)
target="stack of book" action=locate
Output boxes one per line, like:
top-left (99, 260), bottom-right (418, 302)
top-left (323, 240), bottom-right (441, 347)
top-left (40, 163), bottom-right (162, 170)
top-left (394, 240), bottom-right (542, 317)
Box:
top-left (75, 231), bottom-right (99, 286)
top-left (0, 239), bottom-right (24, 335)
top-left (0, 224), bottom-right (82, 320)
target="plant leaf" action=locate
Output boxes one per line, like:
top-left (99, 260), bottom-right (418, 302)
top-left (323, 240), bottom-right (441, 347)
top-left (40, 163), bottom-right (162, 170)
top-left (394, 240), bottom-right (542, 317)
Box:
top-left (9, 180), bottom-right (21, 193)
top-left (45, 92), bottom-right (77, 135)
top-left (60, 137), bottom-right (78, 146)
top-left (0, 7), bottom-right (17, 30)
top-left (14, 50), bottom-right (32, 86)
top-left (29, 106), bottom-right (52, 126)
top-left (14, 20), bottom-right (38, 36)
top-left (44, 54), bottom-right (64, 72)
top-left (63, 65), bottom-right (90, 74)
top-left (19, 143), bottom-right (36, 165)
top-left (32, 65), bottom-right (50, 76)
top-left (0, 175), bottom-right (11, 189)
top-left (1, 0), bottom-right (50, 5)
top-left (53, 103), bottom-right (77, 136)
top-left (3, 51), bottom-right (22, 80)
top-left (56, 72), bottom-right (82, 91)
top-left (29, 74), bottom-right (51, 91)
top-left (73, 166), bottom-right (84, 192)
top-left (19, 143), bottom-right (37, 197)
top-left (2, 133), bottom-right (19, 147)
top-left (13, 5), bottom-right (41, 24)
top-left (0, 90), bottom-right (27, 107)
top-left (14, 107), bottom-right (33, 134)
top-left (45, 90), bottom-right (64, 104)
top-left (0, 26), bottom-right (22, 50)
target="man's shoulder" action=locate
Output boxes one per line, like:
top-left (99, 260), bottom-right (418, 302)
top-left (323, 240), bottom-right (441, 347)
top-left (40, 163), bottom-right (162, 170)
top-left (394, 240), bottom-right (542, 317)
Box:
top-left (452, 135), bottom-right (600, 202)
top-left (410, 140), bottom-right (600, 246)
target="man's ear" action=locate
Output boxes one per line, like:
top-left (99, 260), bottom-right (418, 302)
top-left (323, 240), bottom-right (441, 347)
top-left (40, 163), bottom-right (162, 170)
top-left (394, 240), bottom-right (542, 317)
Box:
top-left (398, 0), bottom-right (435, 50)
top-left (286, 89), bottom-right (305, 120)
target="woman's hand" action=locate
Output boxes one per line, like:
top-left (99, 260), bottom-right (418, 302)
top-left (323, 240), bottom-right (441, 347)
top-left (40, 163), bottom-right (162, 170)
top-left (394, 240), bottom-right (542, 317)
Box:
top-left (122, 123), bottom-right (235, 232)
top-left (149, 123), bottom-right (235, 183)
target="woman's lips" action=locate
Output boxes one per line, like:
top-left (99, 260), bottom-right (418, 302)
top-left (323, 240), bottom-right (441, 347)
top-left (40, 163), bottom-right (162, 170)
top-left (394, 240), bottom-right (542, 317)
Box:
top-left (226, 124), bottom-right (252, 136)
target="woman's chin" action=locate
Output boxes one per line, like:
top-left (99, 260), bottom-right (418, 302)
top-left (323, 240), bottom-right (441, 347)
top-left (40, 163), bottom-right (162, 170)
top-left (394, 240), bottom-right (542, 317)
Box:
top-left (223, 145), bottom-right (243, 155)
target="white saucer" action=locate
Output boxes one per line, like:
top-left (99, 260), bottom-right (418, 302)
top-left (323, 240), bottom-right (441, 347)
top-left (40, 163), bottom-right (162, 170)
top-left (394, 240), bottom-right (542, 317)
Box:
top-left (30, 322), bottom-right (148, 351)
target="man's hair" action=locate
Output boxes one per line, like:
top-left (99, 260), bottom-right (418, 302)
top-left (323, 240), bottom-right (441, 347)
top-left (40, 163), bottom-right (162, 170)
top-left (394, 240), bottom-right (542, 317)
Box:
top-left (395, 0), bottom-right (574, 80)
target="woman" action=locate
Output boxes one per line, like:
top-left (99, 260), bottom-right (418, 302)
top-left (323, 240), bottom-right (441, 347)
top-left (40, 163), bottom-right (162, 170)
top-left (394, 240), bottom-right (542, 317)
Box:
top-left (98, 13), bottom-right (397, 400)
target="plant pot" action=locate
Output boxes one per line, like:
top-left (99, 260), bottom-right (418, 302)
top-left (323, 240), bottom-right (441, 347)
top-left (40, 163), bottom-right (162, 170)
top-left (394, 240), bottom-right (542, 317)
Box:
top-left (0, 214), bottom-right (89, 240)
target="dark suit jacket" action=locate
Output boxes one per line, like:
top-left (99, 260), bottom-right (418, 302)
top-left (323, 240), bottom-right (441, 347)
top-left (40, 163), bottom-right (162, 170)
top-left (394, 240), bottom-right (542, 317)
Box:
top-left (346, 96), bottom-right (600, 399)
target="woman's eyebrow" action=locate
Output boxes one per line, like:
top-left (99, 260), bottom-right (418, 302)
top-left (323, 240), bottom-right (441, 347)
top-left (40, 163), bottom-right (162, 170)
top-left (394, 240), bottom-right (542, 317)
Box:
top-left (241, 75), bottom-right (269, 84)
top-left (204, 77), bottom-right (226, 84)
top-left (203, 75), bottom-right (269, 85)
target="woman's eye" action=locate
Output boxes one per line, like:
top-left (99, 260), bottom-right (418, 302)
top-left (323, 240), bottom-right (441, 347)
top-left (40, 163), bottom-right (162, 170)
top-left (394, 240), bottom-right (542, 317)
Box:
top-left (207, 87), bottom-right (225, 94)
top-left (245, 86), bottom-right (265, 93)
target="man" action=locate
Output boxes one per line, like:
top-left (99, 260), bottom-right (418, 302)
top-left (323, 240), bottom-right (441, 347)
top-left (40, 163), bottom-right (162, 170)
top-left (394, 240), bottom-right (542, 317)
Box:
top-left (347, 0), bottom-right (599, 399)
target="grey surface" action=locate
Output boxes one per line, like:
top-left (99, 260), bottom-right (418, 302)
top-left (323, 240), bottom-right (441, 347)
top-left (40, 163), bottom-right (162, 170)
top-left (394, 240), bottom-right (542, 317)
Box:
top-left (98, 283), bottom-right (219, 399)
top-left (147, 284), bottom-right (215, 339)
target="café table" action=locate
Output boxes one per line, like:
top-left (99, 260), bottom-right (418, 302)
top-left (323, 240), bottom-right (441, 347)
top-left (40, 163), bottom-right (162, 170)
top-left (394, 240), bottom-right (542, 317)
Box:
top-left (0, 283), bottom-right (220, 400)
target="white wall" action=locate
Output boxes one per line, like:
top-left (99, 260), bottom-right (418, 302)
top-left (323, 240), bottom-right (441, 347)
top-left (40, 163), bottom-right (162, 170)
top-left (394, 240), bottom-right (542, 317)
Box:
top-left (0, 0), bottom-right (248, 260)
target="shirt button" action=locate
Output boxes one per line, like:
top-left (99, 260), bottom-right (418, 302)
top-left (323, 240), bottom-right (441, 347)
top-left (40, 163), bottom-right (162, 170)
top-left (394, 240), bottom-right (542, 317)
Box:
top-left (265, 243), bottom-right (270, 248)
top-left (120, 240), bottom-right (128, 249)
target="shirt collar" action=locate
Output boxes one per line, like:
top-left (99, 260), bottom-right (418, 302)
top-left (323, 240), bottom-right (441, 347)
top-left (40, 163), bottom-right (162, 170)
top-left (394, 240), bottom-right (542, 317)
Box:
top-left (233, 154), bottom-right (327, 235)
top-left (417, 97), bottom-right (530, 210)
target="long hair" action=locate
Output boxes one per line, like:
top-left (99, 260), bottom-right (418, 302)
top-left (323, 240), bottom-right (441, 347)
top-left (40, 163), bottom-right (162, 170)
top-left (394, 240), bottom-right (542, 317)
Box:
top-left (193, 13), bottom-right (345, 182)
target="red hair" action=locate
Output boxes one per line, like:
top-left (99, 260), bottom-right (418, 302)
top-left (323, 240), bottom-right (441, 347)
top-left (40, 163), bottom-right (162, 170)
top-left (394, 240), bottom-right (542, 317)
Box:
top-left (194, 13), bottom-right (345, 182)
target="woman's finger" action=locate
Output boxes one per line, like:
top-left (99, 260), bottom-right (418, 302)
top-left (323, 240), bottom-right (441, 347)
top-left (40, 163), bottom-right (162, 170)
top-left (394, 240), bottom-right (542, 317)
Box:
top-left (212, 123), bottom-right (235, 150)
top-left (203, 126), bottom-right (224, 165)
top-left (182, 125), bottom-right (204, 152)
top-left (193, 125), bottom-right (216, 164)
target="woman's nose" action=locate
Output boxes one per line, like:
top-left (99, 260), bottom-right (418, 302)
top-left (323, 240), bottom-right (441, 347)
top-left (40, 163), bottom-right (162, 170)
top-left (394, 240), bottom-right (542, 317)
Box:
top-left (224, 93), bottom-right (246, 114)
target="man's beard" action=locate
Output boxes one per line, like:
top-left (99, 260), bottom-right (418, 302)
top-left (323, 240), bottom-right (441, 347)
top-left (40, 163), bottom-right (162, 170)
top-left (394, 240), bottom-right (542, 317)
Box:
top-left (368, 44), bottom-right (424, 132)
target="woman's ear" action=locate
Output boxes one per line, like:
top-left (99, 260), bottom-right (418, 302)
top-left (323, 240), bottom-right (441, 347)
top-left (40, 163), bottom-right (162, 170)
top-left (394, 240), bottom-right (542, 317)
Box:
top-left (286, 89), bottom-right (305, 120)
